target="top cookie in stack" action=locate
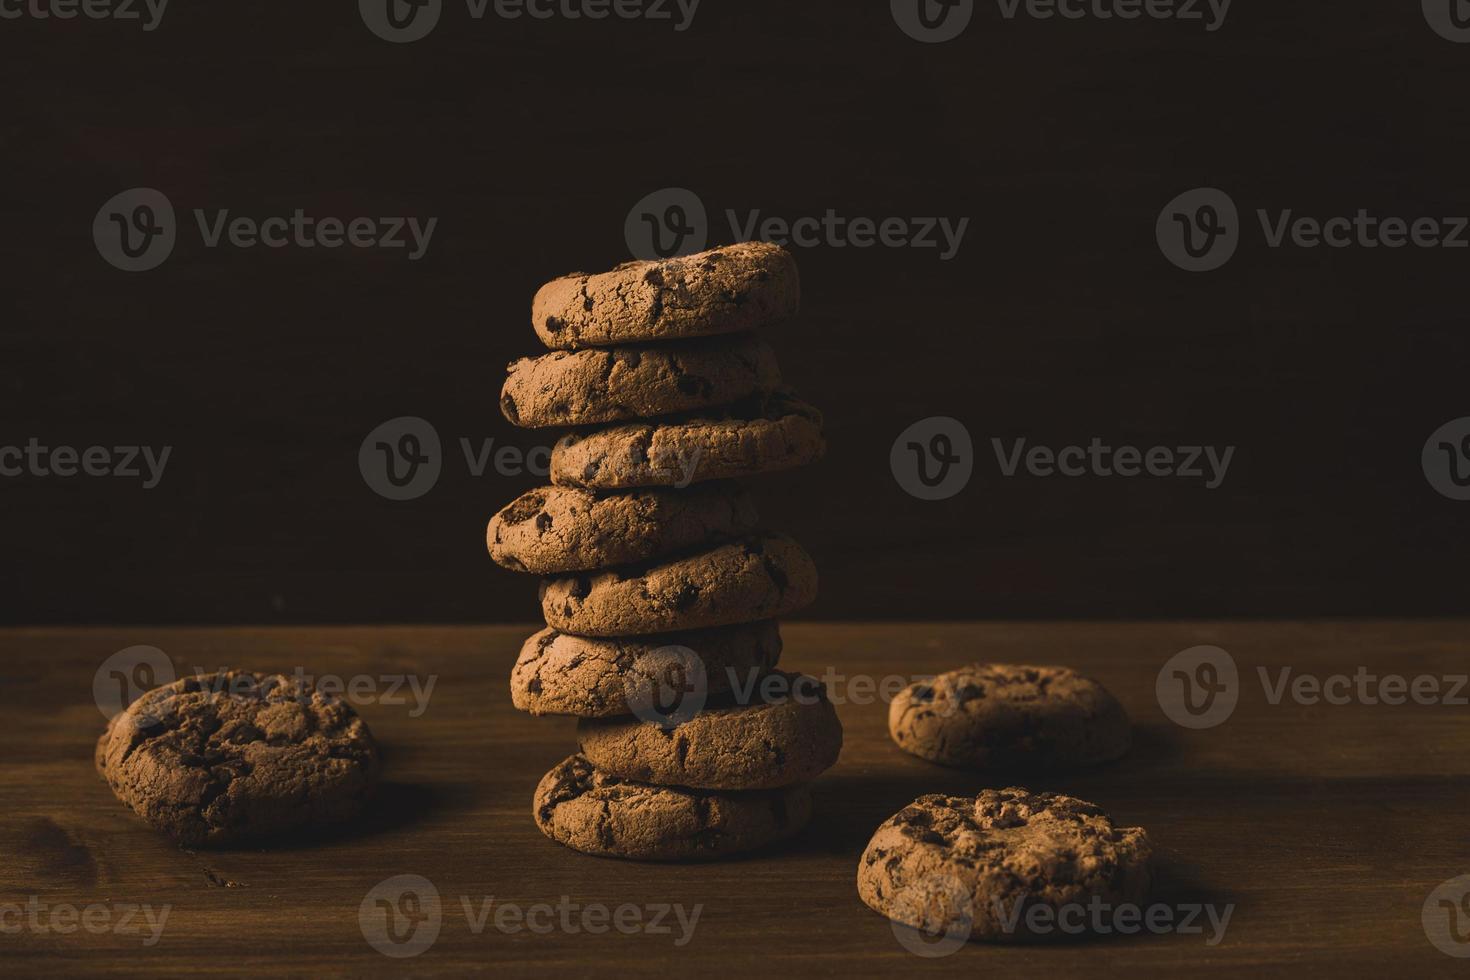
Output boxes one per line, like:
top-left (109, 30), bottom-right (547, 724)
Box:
top-left (489, 241), bottom-right (840, 862)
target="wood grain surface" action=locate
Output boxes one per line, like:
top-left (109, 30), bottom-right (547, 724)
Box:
top-left (2, 621), bottom-right (1466, 976)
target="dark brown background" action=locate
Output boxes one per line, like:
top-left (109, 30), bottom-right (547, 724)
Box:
top-left (4, 0), bottom-right (1468, 625)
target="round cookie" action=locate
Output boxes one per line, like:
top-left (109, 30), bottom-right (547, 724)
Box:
top-left (549, 389), bottom-right (824, 490)
top-left (488, 482), bottom-right (758, 575)
top-left (857, 788), bottom-right (1153, 942)
top-left (95, 670), bottom-right (381, 847)
top-left (889, 664), bottom-right (1130, 769)
top-left (501, 334), bottom-right (781, 429)
top-left (539, 534), bottom-right (818, 637)
top-left (534, 753), bottom-right (811, 861)
top-left (532, 241), bottom-right (799, 350)
top-left (577, 671), bottom-right (843, 789)
top-left (510, 621), bottom-right (784, 718)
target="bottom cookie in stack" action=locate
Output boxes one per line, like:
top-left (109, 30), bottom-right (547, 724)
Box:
top-left (532, 671), bottom-right (844, 861)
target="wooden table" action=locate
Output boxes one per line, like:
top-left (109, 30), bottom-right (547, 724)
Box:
top-left (3, 622), bottom-right (1466, 976)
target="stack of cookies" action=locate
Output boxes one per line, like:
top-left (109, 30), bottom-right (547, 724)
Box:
top-left (489, 241), bottom-right (842, 861)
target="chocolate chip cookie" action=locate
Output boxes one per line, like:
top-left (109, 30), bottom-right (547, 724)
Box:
top-left (95, 671), bottom-right (381, 847)
top-left (539, 534), bottom-right (818, 636)
top-left (577, 671), bottom-right (843, 789)
top-left (501, 334), bottom-right (781, 429)
top-left (549, 389), bottom-right (824, 490)
top-left (857, 788), bottom-right (1153, 942)
top-left (511, 621), bottom-right (783, 718)
top-left (488, 482), bottom-right (758, 575)
top-left (532, 241), bottom-right (799, 350)
top-left (889, 664), bottom-right (1130, 769)
top-left (534, 753), bottom-right (811, 861)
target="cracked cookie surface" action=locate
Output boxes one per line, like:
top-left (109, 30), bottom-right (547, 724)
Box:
top-left (501, 334), bottom-right (780, 428)
top-left (857, 788), bottom-right (1153, 942)
top-left (510, 621), bottom-right (783, 718)
top-left (531, 242), bottom-right (799, 350)
top-left (889, 664), bottom-right (1130, 769)
top-left (94, 670), bottom-right (381, 847)
top-left (539, 534), bottom-right (818, 636)
top-left (488, 482), bottom-right (758, 575)
top-left (577, 671), bottom-right (843, 789)
top-left (533, 753), bottom-right (811, 861)
top-left (549, 389), bottom-right (824, 490)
